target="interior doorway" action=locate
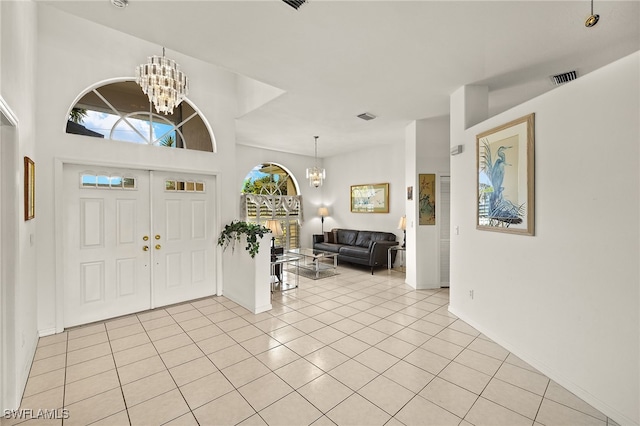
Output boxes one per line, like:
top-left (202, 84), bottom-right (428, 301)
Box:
top-left (439, 175), bottom-right (451, 287)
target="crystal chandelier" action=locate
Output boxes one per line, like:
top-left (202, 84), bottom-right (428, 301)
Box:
top-left (306, 136), bottom-right (326, 188)
top-left (135, 47), bottom-right (189, 115)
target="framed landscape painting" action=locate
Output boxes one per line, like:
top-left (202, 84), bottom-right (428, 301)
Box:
top-left (418, 174), bottom-right (436, 225)
top-left (476, 113), bottom-right (535, 235)
top-left (350, 183), bottom-right (389, 213)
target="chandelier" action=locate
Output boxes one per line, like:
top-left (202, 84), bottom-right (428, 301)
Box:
top-left (306, 136), bottom-right (326, 188)
top-left (136, 47), bottom-right (189, 115)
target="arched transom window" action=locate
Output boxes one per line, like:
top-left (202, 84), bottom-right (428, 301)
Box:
top-left (66, 80), bottom-right (214, 152)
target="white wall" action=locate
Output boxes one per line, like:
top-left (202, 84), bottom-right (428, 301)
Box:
top-left (35, 5), bottom-right (240, 333)
top-left (322, 144), bottom-right (405, 249)
top-left (0, 0), bottom-right (39, 410)
top-left (449, 52), bottom-right (639, 426)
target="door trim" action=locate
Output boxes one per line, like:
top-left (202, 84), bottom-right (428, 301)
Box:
top-left (54, 158), bottom-right (222, 333)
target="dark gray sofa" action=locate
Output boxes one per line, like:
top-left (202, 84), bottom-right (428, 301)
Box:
top-left (312, 228), bottom-right (398, 274)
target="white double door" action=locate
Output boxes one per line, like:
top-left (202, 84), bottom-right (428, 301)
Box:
top-left (63, 165), bottom-right (216, 328)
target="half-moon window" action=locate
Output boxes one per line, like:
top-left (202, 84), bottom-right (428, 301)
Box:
top-left (66, 80), bottom-right (214, 152)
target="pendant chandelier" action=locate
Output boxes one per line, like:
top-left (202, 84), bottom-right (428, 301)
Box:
top-left (306, 136), bottom-right (326, 188)
top-left (135, 47), bottom-right (189, 115)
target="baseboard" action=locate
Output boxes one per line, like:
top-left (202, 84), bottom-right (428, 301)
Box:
top-left (38, 328), bottom-right (57, 338)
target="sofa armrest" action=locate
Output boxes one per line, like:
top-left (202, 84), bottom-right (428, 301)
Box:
top-left (369, 240), bottom-right (399, 266)
top-left (312, 234), bottom-right (324, 244)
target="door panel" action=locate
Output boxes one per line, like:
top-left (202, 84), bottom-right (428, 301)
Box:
top-left (63, 165), bottom-right (151, 327)
top-left (151, 171), bottom-right (216, 307)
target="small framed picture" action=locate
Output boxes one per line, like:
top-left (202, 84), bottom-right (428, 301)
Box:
top-left (407, 186), bottom-right (413, 200)
top-left (24, 156), bottom-right (35, 221)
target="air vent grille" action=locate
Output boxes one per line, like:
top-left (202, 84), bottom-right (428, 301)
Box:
top-left (282, 0), bottom-right (307, 10)
top-left (551, 71), bottom-right (578, 85)
top-left (357, 112), bottom-right (376, 121)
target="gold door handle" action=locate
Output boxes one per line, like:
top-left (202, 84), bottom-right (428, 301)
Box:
top-left (143, 236), bottom-right (149, 241)
top-left (155, 244), bottom-right (161, 250)
top-left (143, 246), bottom-right (149, 251)
top-left (155, 235), bottom-right (161, 240)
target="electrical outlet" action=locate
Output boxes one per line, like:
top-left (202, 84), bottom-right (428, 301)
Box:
top-left (469, 290), bottom-right (474, 300)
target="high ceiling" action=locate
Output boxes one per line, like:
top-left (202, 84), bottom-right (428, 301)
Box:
top-left (41, 0), bottom-right (640, 158)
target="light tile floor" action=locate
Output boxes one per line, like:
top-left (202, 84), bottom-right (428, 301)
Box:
top-left (7, 264), bottom-right (621, 426)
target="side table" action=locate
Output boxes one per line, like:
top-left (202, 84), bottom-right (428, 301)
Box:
top-left (388, 246), bottom-right (406, 273)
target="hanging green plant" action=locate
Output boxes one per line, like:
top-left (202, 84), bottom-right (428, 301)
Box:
top-left (217, 220), bottom-right (270, 258)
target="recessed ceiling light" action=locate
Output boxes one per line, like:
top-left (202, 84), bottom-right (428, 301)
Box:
top-left (111, 0), bottom-right (129, 9)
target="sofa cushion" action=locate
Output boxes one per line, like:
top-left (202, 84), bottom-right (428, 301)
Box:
top-left (371, 232), bottom-right (395, 242)
top-left (338, 245), bottom-right (369, 259)
top-left (336, 229), bottom-right (358, 246)
top-left (355, 231), bottom-right (372, 248)
top-left (324, 231), bottom-right (335, 243)
top-left (314, 242), bottom-right (342, 253)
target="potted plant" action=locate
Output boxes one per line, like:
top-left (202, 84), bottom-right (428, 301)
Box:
top-left (217, 220), bottom-right (270, 258)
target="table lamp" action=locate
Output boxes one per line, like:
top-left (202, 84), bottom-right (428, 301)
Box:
top-left (398, 216), bottom-right (406, 248)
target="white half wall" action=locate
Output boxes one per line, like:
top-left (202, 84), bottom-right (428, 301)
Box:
top-left (449, 52), bottom-right (639, 426)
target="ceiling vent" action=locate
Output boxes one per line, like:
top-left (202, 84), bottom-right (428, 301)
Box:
top-left (282, 0), bottom-right (307, 10)
top-left (551, 70), bottom-right (578, 85)
top-left (110, 0), bottom-right (129, 8)
top-left (357, 112), bottom-right (376, 121)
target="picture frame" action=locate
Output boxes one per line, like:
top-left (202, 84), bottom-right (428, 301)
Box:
top-left (407, 186), bottom-right (413, 201)
top-left (476, 113), bottom-right (535, 235)
top-left (418, 174), bottom-right (436, 225)
top-left (350, 183), bottom-right (389, 213)
top-left (24, 156), bottom-right (35, 221)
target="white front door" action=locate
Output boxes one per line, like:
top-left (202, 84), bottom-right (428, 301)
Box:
top-left (63, 165), bottom-right (216, 327)
top-left (150, 171), bottom-right (216, 307)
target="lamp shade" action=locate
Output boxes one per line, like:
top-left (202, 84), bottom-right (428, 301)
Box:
top-left (318, 207), bottom-right (329, 217)
top-left (398, 216), bottom-right (407, 230)
top-left (265, 219), bottom-right (283, 236)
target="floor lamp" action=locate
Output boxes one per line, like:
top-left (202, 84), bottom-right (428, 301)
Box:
top-left (318, 207), bottom-right (329, 234)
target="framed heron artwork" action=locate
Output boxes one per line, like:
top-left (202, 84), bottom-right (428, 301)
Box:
top-left (418, 174), bottom-right (436, 225)
top-left (350, 183), bottom-right (389, 213)
top-left (476, 113), bottom-right (535, 235)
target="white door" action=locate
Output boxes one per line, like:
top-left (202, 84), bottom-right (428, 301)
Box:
top-left (63, 166), bottom-right (217, 327)
top-left (439, 176), bottom-right (451, 287)
top-left (150, 171), bottom-right (216, 307)
top-left (63, 165), bottom-right (151, 327)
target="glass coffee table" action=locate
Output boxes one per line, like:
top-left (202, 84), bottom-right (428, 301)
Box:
top-left (287, 248), bottom-right (338, 279)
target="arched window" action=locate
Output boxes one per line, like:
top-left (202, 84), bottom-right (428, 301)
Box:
top-left (66, 80), bottom-right (214, 152)
top-left (241, 163), bottom-right (302, 249)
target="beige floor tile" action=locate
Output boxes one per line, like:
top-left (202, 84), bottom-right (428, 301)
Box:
top-left (407, 319), bottom-right (446, 336)
top-left (217, 316), bottom-right (252, 332)
top-left (395, 395), bottom-right (462, 426)
top-left (208, 343), bottom-right (253, 369)
top-left (29, 354), bottom-right (66, 378)
top-left (313, 311), bottom-right (344, 325)
top-left (331, 318), bottom-right (366, 334)
top-left (330, 335), bottom-right (370, 358)
top-left (240, 334), bottom-right (281, 355)
top-left (137, 308), bottom-right (169, 322)
top-left (238, 372), bottom-right (294, 411)
top-left (152, 332), bottom-right (194, 354)
top-left (128, 389), bottom-right (190, 426)
top-left (447, 319), bottom-right (480, 337)
top-left (159, 343), bottom-right (205, 369)
top-left (19, 386), bottom-right (64, 411)
top-left (180, 371), bottom-right (235, 409)
top-left (240, 311), bottom-right (274, 324)
top-left (404, 347), bottom-right (451, 376)
top-left (207, 309), bottom-right (238, 323)
top-left (169, 356), bottom-right (218, 387)
top-left (495, 362), bottom-right (550, 396)
top-left (193, 390), bottom-right (256, 425)
top-left (163, 412), bottom-right (199, 426)
top-left (186, 323), bottom-right (224, 341)
top-left (298, 373), bottom-right (354, 413)
top-left (383, 360), bottom-right (435, 393)
top-left (122, 370), bottom-right (177, 407)
top-left (536, 398), bottom-right (606, 426)
top-left (351, 311), bottom-right (381, 326)
top-left (359, 375), bottom-right (416, 416)
top-left (331, 305), bottom-right (361, 317)
top-left (63, 388), bottom-right (125, 426)
top-left (227, 324), bottom-right (264, 342)
top-left (309, 326), bottom-right (347, 345)
top-left (351, 327), bottom-right (389, 346)
top-left (37, 333), bottom-right (68, 348)
top-left (482, 378), bottom-right (543, 420)
top-left (435, 327), bottom-right (476, 347)
top-left (198, 303), bottom-right (231, 316)
top-left (254, 316), bottom-right (290, 333)
top-left (145, 323), bottom-right (184, 342)
top-left (66, 342), bottom-right (112, 366)
top-left (196, 332), bottom-right (236, 354)
top-left (421, 336), bottom-right (465, 360)
top-left (105, 322), bottom-right (145, 341)
top-left (23, 368), bottom-right (66, 398)
top-left (112, 342), bottom-right (157, 367)
top-left (292, 317), bottom-right (326, 334)
top-left (67, 323), bottom-right (106, 340)
top-left (305, 346), bottom-right (349, 372)
top-left (141, 315), bottom-right (177, 332)
top-left (374, 336), bottom-right (416, 359)
top-left (89, 409), bottom-right (129, 425)
top-left (33, 342), bottom-right (67, 362)
top-left (64, 369), bottom-right (120, 405)
top-left (392, 327), bottom-right (432, 346)
top-left (237, 413), bottom-right (268, 426)
top-left (65, 355), bottom-right (114, 384)
top-left (454, 348), bottom-right (502, 376)
top-left (275, 358), bottom-right (324, 389)
top-left (284, 334), bottom-right (325, 357)
top-left (221, 356), bottom-right (270, 388)
top-left (259, 391), bottom-right (323, 426)
top-left (326, 393), bottom-right (391, 426)
top-left (420, 377), bottom-right (478, 418)
top-left (179, 315), bottom-right (213, 331)
top-left (171, 309), bottom-right (204, 323)
top-left (467, 337), bottom-right (510, 361)
top-left (268, 324), bottom-right (307, 344)
top-left (105, 314), bottom-right (139, 330)
top-left (328, 359), bottom-right (377, 391)
top-left (353, 347), bottom-right (399, 374)
top-left (116, 354), bottom-right (166, 385)
top-left (438, 361), bottom-right (491, 395)
top-left (66, 332), bottom-right (108, 352)
top-left (255, 344), bottom-right (301, 370)
top-left (465, 396), bottom-right (533, 426)
top-left (166, 303), bottom-right (196, 315)
top-left (544, 380), bottom-right (607, 420)
top-left (109, 331), bottom-right (151, 353)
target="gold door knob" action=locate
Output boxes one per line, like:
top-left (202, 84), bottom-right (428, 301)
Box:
top-left (143, 236), bottom-right (149, 241)
top-left (155, 244), bottom-right (161, 250)
top-left (155, 235), bottom-right (161, 240)
top-left (143, 246), bottom-right (149, 251)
